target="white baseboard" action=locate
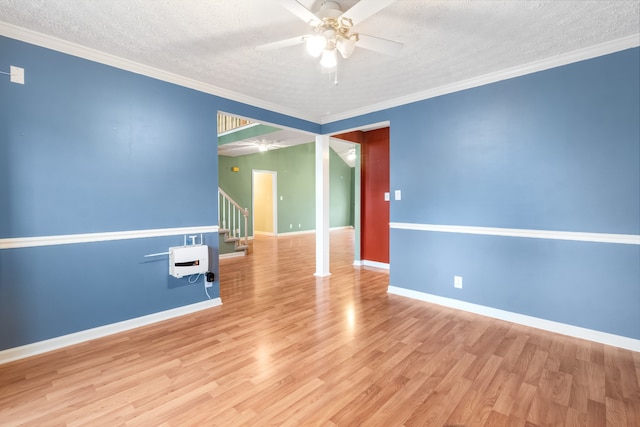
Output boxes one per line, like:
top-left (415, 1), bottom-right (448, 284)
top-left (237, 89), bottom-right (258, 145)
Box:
top-left (219, 252), bottom-right (245, 259)
top-left (0, 298), bottom-right (222, 365)
top-left (361, 260), bottom-right (390, 270)
top-left (278, 226), bottom-right (354, 237)
top-left (387, 286), bottom-right (640, 352)
top-left (277, 230), bottom-right (315, 236)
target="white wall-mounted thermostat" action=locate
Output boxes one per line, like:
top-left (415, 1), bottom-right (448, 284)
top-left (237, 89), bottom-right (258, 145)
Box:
top-left (169, 245), bottom-right (208, 278)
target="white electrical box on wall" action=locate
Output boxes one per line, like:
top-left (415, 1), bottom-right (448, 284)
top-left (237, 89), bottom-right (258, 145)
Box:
top-left (169, 245), bottom-right (208, 278)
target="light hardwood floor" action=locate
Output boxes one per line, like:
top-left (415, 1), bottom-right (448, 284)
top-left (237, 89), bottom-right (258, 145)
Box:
top-left (1, 229), bottom-right (639, 426)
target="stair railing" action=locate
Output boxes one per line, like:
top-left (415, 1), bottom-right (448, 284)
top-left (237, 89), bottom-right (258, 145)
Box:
top-left (218, 187), bottom-right (249, 249)
top-left (217, 114), bottom-right (252, 134)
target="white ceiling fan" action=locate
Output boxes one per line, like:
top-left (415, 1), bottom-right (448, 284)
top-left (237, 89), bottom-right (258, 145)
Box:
top-left (257, 0), bottom-right (403, 70)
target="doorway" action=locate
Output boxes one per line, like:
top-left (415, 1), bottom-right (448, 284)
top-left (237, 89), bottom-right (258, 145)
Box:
top-left (252, 170), bottom-right (277, 236)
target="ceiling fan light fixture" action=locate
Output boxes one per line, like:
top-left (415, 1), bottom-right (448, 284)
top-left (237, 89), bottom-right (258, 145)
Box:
top-left (336, 35), bottom-right (357, 58)
top-left (320, 48), bottom-right (337, 69)
top-left (323, 28), bottom-right (336, 40)
top-left (306, 33), bottom-right (327, 57)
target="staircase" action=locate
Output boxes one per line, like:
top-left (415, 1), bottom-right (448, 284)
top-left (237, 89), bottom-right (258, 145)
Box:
top-left (218, 187), bottom-right (249, 255)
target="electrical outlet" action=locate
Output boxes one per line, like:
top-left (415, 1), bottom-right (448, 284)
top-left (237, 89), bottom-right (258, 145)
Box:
top-left (454, 276), bottom-right (463, 289)
top-left (289, 224), bottom-right (293, 229)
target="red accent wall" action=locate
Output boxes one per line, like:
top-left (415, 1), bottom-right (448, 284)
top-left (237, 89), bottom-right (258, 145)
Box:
top-left (334, 128), bottom-right (390, 264)
top-left (333, 131), bottom-right (364, 145)
top-left (361, 128), bottom-right (390, 263)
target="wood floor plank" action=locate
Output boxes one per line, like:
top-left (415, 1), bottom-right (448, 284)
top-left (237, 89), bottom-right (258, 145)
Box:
top-left (625, 396), bottom-right (640, 426)
top-left (403, 352), bottom-right (476, 425)
top-left (511, 381), bottom-right (538, 419)
top-left (281, 364), bottom-right (374, 425)
top-left (493, 371), bottom-right (523, 416)
top-left (361, 371), bottom-right (436, 426)
top-left (565, 406), bottom-right (589, 427)
top-left (587, 398), bottom-right (607, 427)
top-left (0, 230), bottom-right (638, 425)
top-left (569, 358), bottom-right (592, 413)
top-left (606, 396), bottom-right (628, 427)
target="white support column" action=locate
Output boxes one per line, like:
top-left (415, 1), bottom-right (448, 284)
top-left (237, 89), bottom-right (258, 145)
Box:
top-left (315, 134), bottom-right (331, 277)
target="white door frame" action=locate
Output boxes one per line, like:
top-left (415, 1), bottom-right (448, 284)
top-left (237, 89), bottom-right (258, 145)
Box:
top-left (252, 169), bottom-right (278, 236)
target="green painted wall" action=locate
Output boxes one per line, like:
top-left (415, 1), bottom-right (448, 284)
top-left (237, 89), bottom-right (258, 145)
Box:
top-left (329, 147), bottom-right (354, 228)
top-left (219, 142), bottom-right (353, 235)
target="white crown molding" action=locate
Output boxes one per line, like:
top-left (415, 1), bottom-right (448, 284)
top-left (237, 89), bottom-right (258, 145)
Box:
top-left (0, 225), bottom-right (219, 249)
top-left (0, 22), bottom-right (321, 124)
top-left (390, 222), bottom-right (640, 245)
top-left (326, 120), bottom-right (390, 136)
top-left (322, 34), bottom-right (640, 124)
top-left (387, 286), bottom-right (640, 352)
top-left (0, 298), bottom-right (222, 365)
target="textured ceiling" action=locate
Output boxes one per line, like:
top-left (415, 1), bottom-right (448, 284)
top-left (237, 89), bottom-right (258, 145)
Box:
top-left (0, 0), bottom-right (638, 125)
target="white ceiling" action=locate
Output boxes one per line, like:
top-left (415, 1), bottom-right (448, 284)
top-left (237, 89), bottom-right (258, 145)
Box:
top-left (1, 0), bottom-right (638, 126)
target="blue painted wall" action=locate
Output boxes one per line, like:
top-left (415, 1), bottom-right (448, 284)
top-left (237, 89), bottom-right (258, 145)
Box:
top-left (0, 234), bottom-right (218, 348)
top-left (1, 33), bottom-right (638, 350)
top-left (325, 48), bottom-right (640, 339)
top-left (0, 36), bottom-right (317, 351)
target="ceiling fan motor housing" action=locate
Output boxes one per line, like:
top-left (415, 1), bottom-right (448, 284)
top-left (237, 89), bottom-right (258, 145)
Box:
top-left (311, 1), bottom-right (358, 60)
top-left (318, 1), bottom-right (343, 19)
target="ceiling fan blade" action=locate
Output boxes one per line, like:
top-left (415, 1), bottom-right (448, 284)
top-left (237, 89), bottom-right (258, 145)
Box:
top-left (340, 0), bottom-right (396, 26)
top-left (277, 0), bottom-right (321, 25)
top-left (357, 33), bottom-right (403, 56)
top-left (257, 35), bottom-right (307, 51)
